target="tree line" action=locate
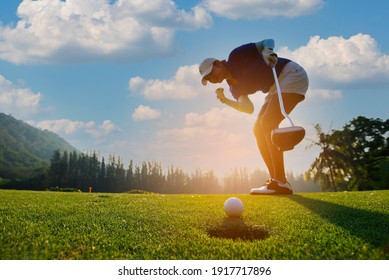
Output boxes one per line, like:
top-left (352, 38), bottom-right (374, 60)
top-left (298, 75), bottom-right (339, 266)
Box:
top-left (2, 115), bottom-right (386, 193)
top-left (48, 150), bottom-right (222, 193)
top-left (47, 150), bottom-right (319, 193)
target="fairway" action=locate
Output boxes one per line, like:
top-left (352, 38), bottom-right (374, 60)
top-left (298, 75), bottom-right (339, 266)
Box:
top-left (0, 190), bottom-right (388, 260)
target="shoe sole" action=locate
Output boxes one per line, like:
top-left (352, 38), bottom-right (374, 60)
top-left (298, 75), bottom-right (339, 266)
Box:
top-left (250, 186), bottom-right (293, 195)
top-left (250, 190), bottom-right (293, 195)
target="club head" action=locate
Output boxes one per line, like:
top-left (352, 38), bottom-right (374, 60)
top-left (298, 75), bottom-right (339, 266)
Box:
top-left (271, 126), bottom-right (305, 151)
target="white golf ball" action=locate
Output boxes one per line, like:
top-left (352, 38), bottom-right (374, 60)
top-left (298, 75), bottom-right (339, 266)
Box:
top-left (224, 197), bottom-right (244, 217)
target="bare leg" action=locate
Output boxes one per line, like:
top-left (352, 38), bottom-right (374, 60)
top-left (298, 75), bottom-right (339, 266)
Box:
top-left (253, 93), bottom-right (304, 183)
top-left (253, 104), bottom-right (275, 179)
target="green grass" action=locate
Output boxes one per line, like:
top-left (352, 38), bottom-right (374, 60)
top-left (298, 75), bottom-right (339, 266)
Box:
top-left (0, 190), bottom-right (388, 260)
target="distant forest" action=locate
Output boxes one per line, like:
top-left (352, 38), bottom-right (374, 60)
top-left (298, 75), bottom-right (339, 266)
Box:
top-left (42, 150), bottom-right (319, 194)
top-left (0, 112), bottom-right (319, 193)
top-left (1, 115), bottom-right (387, 193)
top-left (46, 116), bottom-right (389, 193)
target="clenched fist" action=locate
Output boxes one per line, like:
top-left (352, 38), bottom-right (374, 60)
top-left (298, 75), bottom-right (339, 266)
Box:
top-left (215, 88), bottom-right (226, 103)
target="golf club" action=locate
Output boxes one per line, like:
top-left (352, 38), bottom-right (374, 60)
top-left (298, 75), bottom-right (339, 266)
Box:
top-left (271, 67), bottom-right (305, 151)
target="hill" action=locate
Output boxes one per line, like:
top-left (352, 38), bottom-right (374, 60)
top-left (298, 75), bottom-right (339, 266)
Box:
top-left (0, 113), bottom-right (77, 179)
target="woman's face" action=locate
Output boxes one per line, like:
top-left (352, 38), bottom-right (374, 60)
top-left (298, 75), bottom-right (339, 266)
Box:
top-left (205, 62), bottom-right (225, 84)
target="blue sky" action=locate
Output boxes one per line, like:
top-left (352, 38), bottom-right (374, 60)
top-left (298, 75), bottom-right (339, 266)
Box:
top-left (1, 0), bottom-right (388, 176)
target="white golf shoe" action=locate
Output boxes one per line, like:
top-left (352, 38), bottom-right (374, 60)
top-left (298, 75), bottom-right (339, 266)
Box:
top-left (250, 179), bottom-right (293, 195)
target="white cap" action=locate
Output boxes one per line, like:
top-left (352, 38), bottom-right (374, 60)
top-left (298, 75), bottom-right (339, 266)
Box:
top-left (199, 57), bottom-right (217, 85)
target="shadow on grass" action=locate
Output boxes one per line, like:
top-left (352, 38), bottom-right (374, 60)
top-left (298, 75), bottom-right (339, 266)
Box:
top-left (289, 195), bottom-right (389, 250)
top-left (207, 218), bottom-right (269, 241)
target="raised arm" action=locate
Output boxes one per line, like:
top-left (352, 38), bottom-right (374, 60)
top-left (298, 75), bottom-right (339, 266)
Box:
top-left (215, 88), bottom-right (254, 114)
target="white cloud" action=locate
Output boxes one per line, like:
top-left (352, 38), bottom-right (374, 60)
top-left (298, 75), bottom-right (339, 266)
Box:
top-left (278, 33), bottom-right (389, 87)
top-left (203, 0), bottom-right (323, 20)
top-left (307, 88), bottom-right (343, 100)
top-left (132, 105), bottom-right (161, 121)
top-left (32, 118), bottom-right (120, 138)
top-left (0, 0), bottom-right (212, 64)
top-left (32, 119), bottom-right (95, 135)
top-left (129, 77), bottom-right (146, 93)
top-left (0, 75), bottom-right (43, 116)
top-left (129, 64), bottom-right (200, 100)
top-left (86, 120), bottom-right (121, 137)
top-left (185, 107), bottom-right (252, 128)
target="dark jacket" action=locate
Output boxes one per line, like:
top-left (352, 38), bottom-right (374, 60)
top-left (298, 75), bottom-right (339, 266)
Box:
top-left (223, 43), bottom-right (290, 100)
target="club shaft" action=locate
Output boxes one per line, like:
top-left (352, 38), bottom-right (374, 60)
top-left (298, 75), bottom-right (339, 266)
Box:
top-left (272, 67), bottom-right (295, 126)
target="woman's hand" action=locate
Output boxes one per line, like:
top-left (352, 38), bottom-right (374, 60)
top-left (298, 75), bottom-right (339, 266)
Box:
top-left (215, 88), bottom-right (227, 103)
top-left (262, 48), bottom-right (278, 67)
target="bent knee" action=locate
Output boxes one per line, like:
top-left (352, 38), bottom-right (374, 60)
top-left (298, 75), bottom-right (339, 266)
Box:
top-left (253, 119), bottom-right (271, 140)
top-left (255, 118), bottom-right (276, 134)
top-left (253, 119), bottom-right (262, 137)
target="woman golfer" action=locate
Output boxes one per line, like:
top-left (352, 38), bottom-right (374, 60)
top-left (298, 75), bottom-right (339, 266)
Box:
top-left (199, 39), bottom-right (309, 195)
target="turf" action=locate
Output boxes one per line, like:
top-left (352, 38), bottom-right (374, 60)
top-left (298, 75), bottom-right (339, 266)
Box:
top-left (0, 190), bottom-right (388, 260)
